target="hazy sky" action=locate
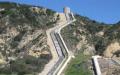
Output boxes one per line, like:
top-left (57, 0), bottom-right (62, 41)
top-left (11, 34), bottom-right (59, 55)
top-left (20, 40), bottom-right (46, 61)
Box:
top-left (0, 0), bottom-right (120, 24)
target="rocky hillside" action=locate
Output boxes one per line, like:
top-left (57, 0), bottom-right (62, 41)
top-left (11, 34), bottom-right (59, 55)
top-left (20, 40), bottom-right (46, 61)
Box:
top-left (0, 1), bottom-right (120, 75)
top-left (62, 14), bottom-right (120, 57)
top-left (62, 14), bottom-right (120, 75)
top-left (0, 2), bottom-right (59, 75)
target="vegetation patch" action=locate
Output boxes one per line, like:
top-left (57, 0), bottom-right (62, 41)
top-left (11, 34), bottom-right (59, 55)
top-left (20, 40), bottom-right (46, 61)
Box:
top-left (64, 52), bottom-right (92, 75)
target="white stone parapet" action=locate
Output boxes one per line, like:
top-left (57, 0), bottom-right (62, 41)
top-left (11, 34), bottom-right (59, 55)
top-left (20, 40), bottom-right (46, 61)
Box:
top-left (92, 55), bottom-right (102, 75)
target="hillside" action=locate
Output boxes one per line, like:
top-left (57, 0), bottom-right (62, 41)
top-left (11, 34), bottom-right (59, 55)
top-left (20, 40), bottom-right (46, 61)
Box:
top-left (62, 14), bottom-right (120, 56)
top-left (62, 14), bottom-right (120, 75)
top-left (0, 1), bottom-right (120, 75)
top-left (0, 2), bottom-right (59, 75)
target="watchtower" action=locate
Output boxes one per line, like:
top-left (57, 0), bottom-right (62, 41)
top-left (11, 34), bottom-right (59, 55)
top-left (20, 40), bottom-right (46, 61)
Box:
top-left (63, 7), bottom-right (74, 21)
top-left (64, 7), bottom-right (71, 14)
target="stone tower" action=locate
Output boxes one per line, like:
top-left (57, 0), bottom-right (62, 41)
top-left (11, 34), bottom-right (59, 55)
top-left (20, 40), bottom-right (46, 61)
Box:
top-left (63, 7), bottom-right (71, 14)
top-left (63, 7), bottom-right (74, 21)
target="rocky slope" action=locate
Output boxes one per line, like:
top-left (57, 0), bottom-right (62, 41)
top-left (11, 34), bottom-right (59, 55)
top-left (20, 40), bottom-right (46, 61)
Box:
top-left (0, 2), bottom-right (59, 74)
top-left (62, 14), bottom-right (120, 75)
top-left (0, 1), bottom-right (120, 75)
top-left (62, 14), bottom-right (120, 57)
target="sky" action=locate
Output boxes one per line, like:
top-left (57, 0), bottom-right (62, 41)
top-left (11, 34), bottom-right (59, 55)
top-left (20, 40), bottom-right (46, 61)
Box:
top-left (0, 0), bottom-right (120, 24)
